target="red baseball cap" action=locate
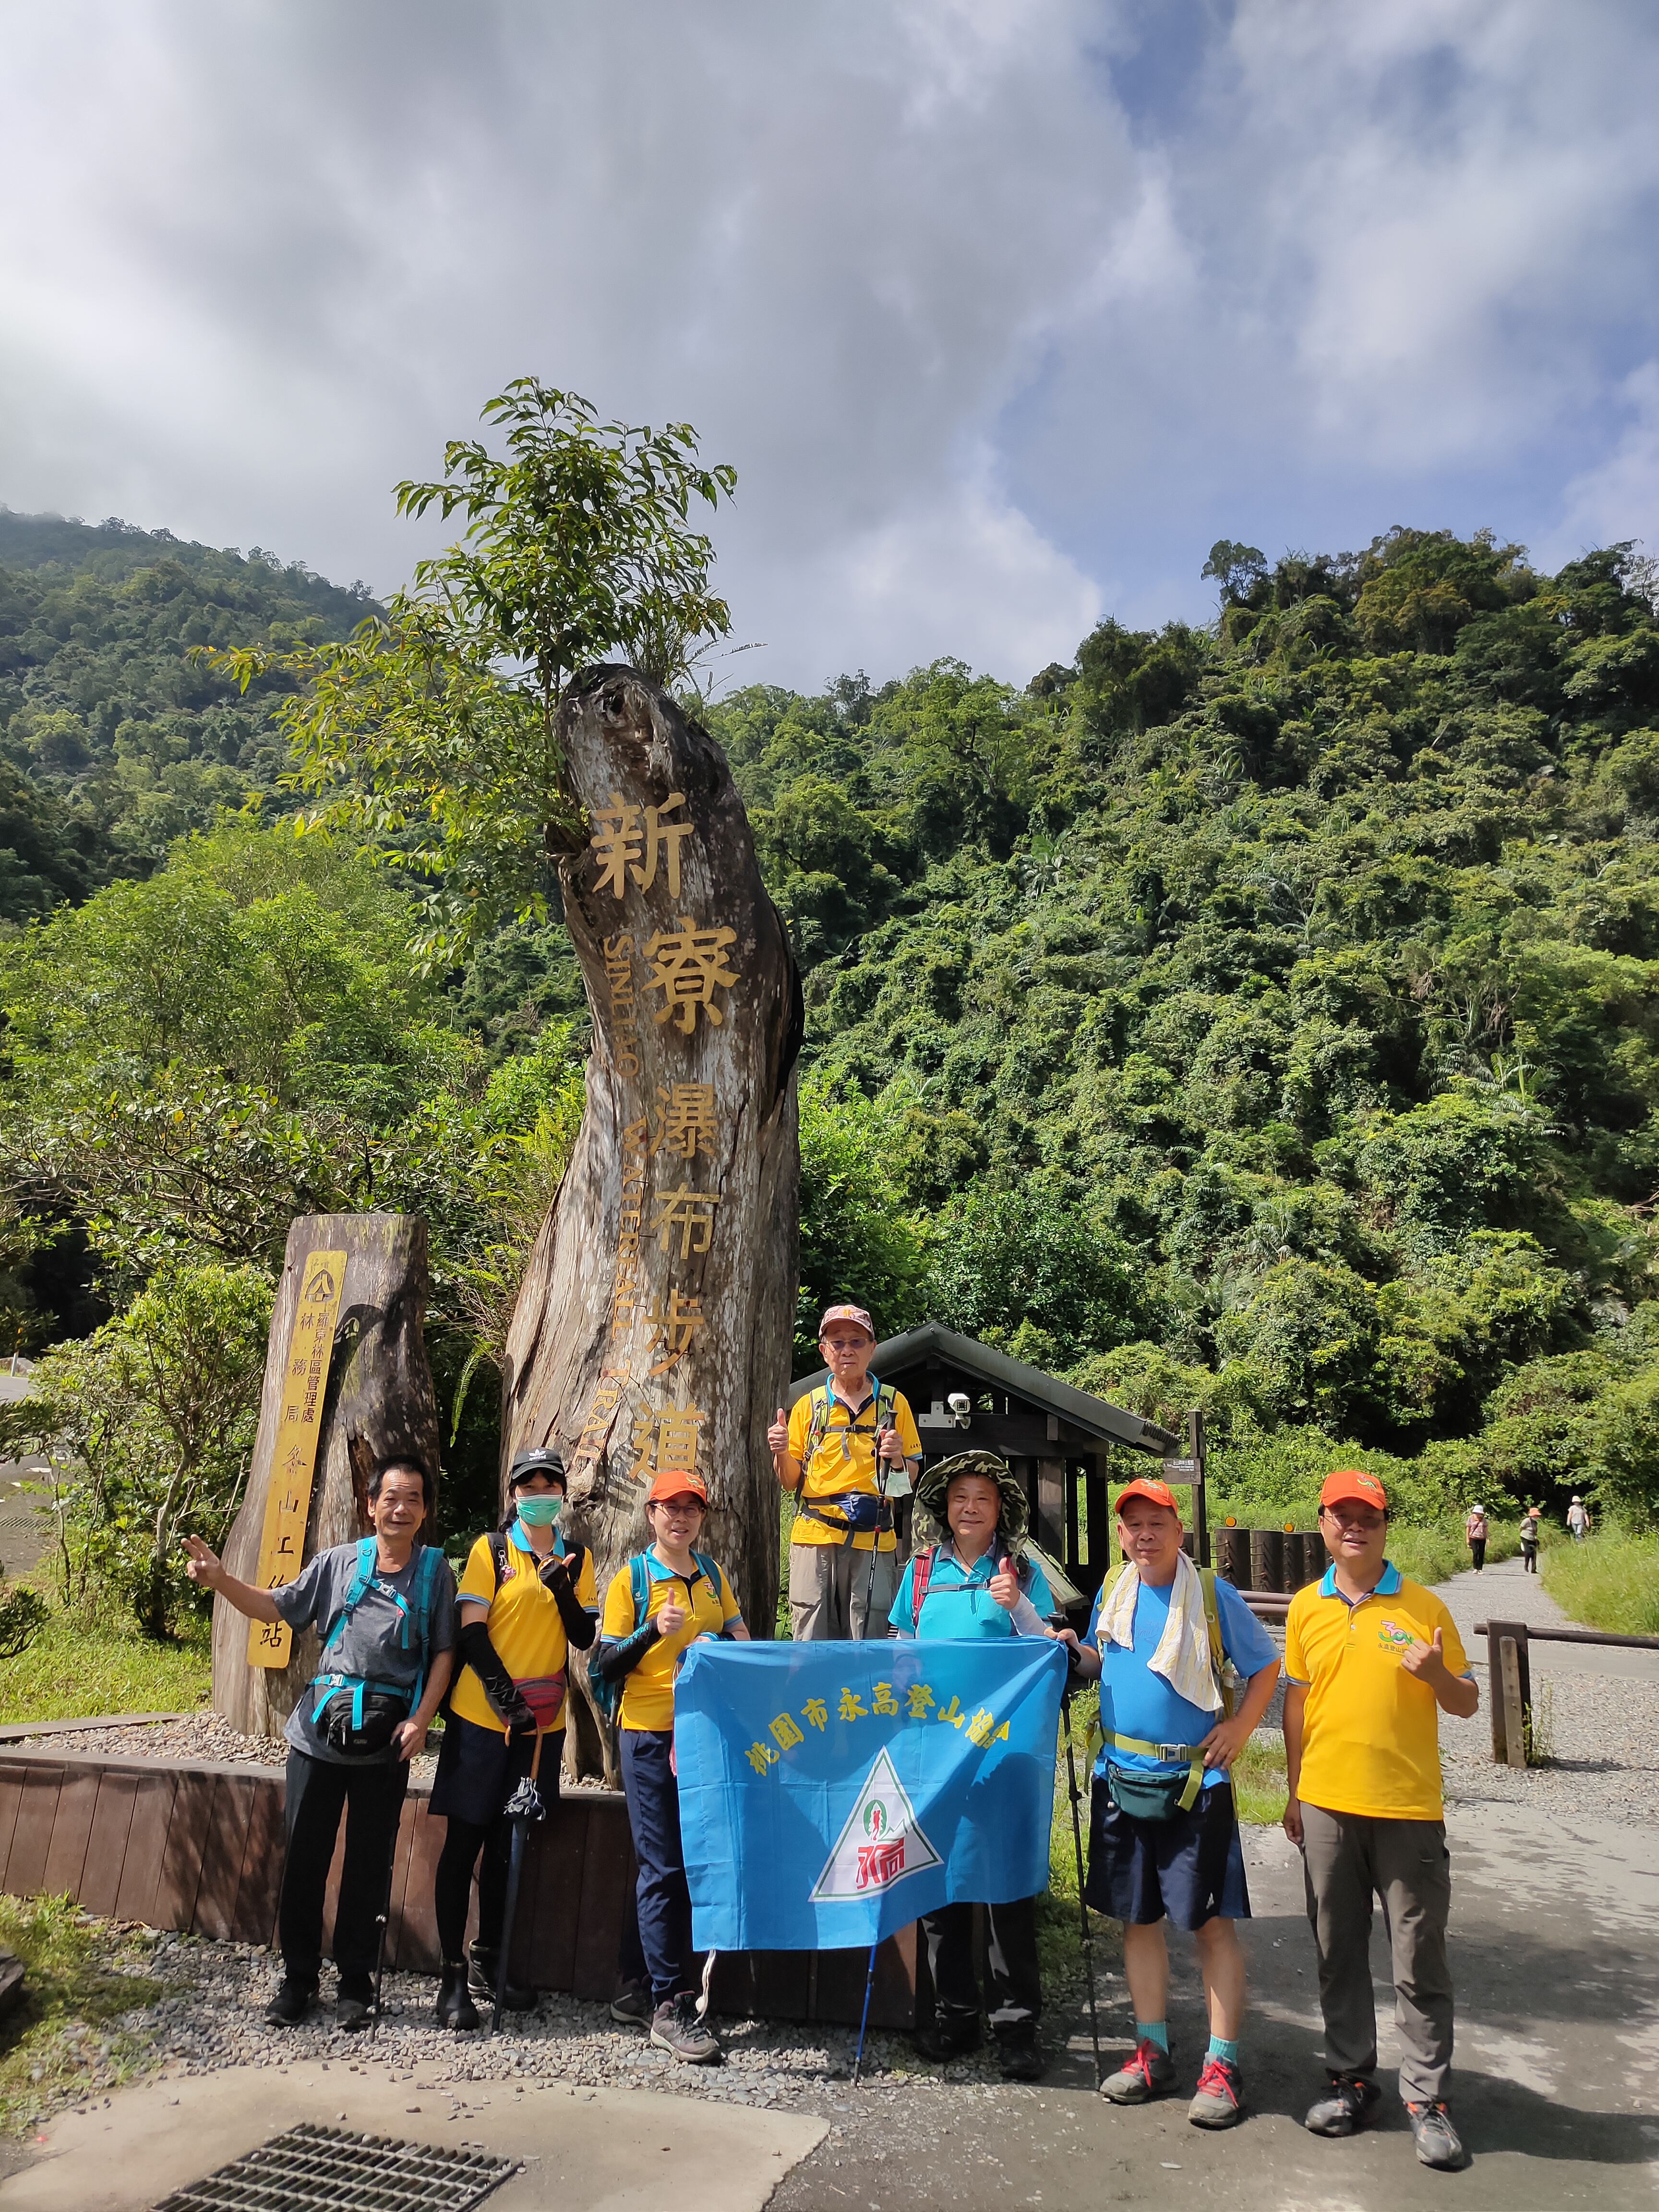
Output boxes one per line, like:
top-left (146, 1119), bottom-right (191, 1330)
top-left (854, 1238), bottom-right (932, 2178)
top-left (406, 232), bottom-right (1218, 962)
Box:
top-left (1114, 1477), bottom-right (1181, 1516)
top-left (1319, 1468), bottom-right (1387, 1511)
top-left (646, 1467), bottom-right (708, 1505)
top-left (819, 1304), bottom-right (875, 1339)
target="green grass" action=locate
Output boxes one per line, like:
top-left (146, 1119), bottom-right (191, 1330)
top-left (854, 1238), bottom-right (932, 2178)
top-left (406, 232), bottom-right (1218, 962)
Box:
top-left (0, 1605), bottom-right (211, 1726)
top-left (0, 1895), bottom-right (164, 2134)
top-left (1230, 1733), bottom-right (1288, 1826)
top-left (1542, 1533), bottom-right (1659, 1636)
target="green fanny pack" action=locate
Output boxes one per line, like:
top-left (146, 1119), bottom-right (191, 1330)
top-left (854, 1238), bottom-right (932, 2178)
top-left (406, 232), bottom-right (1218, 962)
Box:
top-left (1104, 1731), bottom-right (1206, 1822)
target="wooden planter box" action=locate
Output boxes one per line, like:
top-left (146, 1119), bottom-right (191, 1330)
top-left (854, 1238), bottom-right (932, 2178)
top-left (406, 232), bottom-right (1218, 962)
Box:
top-left (0, 1746), bottom-right (916, 2027)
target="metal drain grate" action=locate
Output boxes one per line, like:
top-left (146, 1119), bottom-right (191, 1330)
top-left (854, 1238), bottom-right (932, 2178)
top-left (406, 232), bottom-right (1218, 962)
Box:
top-left (153, 2122), bottom-right (518, 2212)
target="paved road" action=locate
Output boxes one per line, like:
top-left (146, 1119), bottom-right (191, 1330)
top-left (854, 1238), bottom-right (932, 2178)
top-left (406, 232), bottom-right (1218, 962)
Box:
top-left (1434, 1551), bottom-right (1656, 1681)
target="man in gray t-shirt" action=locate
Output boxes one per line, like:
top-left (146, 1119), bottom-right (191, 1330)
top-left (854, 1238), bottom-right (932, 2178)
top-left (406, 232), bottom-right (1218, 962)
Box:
top-left (186, 1458), bottom-right (456, 2030)
top-left (276, 1543), bottom-right (457, 1766)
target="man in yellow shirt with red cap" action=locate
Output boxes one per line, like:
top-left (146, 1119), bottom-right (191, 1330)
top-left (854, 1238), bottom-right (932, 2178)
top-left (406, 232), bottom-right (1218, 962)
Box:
top-left (1284, 1468), bottom-right (1479, 2172)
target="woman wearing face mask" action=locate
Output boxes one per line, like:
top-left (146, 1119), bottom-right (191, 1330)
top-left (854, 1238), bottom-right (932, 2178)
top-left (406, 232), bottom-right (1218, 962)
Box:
top-left (429, 1446), bottom-right (598, 2028)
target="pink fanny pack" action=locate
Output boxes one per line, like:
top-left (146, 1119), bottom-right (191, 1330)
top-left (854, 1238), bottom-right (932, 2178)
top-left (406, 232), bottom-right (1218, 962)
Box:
top-left (513, 1672), bottom-right (567, 1728)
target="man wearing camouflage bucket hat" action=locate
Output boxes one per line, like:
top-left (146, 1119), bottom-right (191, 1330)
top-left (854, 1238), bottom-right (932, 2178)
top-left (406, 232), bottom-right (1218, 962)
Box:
top-left (889, 1449), bottom-right (1060, 2078)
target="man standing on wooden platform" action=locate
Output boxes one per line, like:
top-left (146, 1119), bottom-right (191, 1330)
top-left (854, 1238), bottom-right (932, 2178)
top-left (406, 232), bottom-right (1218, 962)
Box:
top-left (768, 1303), bottom-right (922, 1641)
top-left (1284, 1467), bottom-right (1479, 2171)
top-left (185, 1458), bottom-right (456, 2031)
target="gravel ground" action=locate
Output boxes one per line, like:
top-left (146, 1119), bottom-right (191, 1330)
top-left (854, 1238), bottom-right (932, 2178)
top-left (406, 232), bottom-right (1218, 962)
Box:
top-left (1439, 1669), bottom-right (1659, 1825)
top-left (8, 1712), bottom-right (439, 1786)
top-left (39, 1930), bottom-right (1024, 2138)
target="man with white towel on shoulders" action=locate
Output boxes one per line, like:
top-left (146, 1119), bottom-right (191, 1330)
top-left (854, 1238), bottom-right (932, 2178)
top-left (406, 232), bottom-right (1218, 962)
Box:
top-left (1059, 1476), bottom-right (1279, 2130)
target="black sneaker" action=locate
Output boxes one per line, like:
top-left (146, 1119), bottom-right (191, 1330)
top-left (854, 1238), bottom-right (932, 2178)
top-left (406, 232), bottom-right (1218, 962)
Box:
top-left (264, 1977), bottom-right (318, 2027)
top-left (335, 1975), bottom-right (374, 2032)
top-left (649, 1993), bottom-right (721, 2064)
top-left (1407, 2100), bottom-right (1466, 2169)
top-left (1305, 2074), bottom-right (1383, 2136)
top-left (435, 1962), bottom-right (479, 2032)
top-left (915, 2013), bottom-right (982, 2062)
top-left (610, 1980), bottom-right (652, 2028)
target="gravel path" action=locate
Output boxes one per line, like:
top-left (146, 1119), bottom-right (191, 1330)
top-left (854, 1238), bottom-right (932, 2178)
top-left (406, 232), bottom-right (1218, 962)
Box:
top-left (7, 1712), bottom-right (439, 1785)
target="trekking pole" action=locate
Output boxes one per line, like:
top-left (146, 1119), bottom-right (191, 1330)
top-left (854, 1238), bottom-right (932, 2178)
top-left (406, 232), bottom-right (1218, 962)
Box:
top-left (1054, 1631), bottom-right (1102, 2089)
top-left (861, 1410), bottom-right (895, 1633)
top-left (492, 1726), bottom-right (547, 2036)
top-left (851, 1938), bottom-right (879, 2085)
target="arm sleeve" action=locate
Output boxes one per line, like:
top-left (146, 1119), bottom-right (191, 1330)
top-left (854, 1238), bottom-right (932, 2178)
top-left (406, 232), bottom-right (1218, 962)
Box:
top-left (1023, 1560), bottom-right (1056, 1622)
top-left (887, 1561), bottom-right (916, 1636)
top-left (1216, 1579), bottom-right (1279, 1677)
top-left (456, 1619), bottom-right (533, 1726)
top-left (1009, 1592), bottom-right (1050, 1636)
top-left (270, 1551), bottom-right (329, 1630)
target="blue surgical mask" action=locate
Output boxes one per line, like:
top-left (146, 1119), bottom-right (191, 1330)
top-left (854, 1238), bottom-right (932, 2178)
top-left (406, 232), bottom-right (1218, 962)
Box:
top-left (515, 1492), bottom-right (564, 1527)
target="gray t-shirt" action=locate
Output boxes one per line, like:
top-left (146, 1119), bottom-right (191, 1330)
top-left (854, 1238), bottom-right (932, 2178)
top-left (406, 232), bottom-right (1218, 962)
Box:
top-left (273, 1540), bottom-right (457, 1766)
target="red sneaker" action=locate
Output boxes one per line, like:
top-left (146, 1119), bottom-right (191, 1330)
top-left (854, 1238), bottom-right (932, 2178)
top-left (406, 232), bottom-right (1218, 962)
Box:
top-left (1189, 2055), bottom-right (1245, 2128)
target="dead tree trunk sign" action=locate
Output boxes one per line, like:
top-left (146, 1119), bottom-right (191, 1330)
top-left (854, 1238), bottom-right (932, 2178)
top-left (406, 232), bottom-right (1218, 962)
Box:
top-left (504, 667), bottom-right (802, 1687)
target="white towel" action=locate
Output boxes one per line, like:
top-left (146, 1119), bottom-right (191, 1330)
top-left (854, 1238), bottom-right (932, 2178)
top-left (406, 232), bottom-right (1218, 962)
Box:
top-left (1096, 1551), bottom-right (1221, 1717)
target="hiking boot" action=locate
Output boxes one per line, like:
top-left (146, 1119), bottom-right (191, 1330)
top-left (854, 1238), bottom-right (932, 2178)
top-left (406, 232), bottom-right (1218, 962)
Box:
top-left (915, 2011), bottom-right (982, 2062)
top-left (1188, 2055), bottom-right (1245, 2128)
top-left (467, 1943), bottom-right (534, 2012)
top-left (435, 1962), bottom-right (479, 2032)
top-left (1101, 2038), bottom-right (1178, 2103)
top-left (1407, 2100), bottom-right (1466, 2170)
top-left (649, 1992), bottom-right (722, 2065)
top-left (1305, 2074), bottom-right (1383, 2136)
top-left (994, 2025), bottom-right (1046, 2082)
top-left (610, 1980), bottom-right (652, 2028)
top-left (264, 1977), bottom-right (318, 2027)
top-left (334, 1975), bottom-right (374, 2032)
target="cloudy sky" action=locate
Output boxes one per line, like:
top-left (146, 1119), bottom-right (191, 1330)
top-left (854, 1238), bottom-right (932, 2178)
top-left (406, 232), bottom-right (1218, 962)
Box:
top-left (3, 0), bottom-right (1657, 688)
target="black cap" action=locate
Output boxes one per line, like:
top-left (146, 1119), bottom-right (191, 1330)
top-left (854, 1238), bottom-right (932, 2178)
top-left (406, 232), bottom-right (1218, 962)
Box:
top-left (508, 1445), bottom-right (566, 1487)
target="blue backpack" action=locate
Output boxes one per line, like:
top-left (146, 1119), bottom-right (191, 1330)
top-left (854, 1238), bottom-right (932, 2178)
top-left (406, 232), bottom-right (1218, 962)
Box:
top-left (591, 1550), bottom-right (721, 1726)
top-left (309, 1537), bottom-right (440, 1756)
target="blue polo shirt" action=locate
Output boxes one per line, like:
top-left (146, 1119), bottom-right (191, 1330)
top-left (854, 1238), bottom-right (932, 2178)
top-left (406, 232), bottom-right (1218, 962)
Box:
top-left (1085, 1572), bottom-right (1277, 1790)
top-left (889, 1547), bottom-right (1056, 1640)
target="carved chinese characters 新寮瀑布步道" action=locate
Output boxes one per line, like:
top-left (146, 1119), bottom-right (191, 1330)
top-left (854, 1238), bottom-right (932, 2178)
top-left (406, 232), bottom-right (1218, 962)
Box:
top-left (247, 1249), bottom-right (346, 1667)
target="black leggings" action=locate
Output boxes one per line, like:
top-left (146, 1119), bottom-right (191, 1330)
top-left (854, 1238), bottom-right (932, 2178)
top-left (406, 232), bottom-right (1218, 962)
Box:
top-left (434, 1814), bottom-right (511, 1964)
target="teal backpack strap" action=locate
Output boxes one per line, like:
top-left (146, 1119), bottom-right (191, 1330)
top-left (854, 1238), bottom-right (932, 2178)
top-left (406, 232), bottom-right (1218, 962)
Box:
top-left (692, 1551), bottom-right (720, 1606)
top-left (629, 1551), bottom-right (652, 1629)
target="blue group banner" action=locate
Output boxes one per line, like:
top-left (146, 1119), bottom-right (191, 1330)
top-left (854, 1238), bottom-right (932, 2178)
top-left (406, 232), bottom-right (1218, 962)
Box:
top-left (674, 1636), bottom-right (1068, 1954)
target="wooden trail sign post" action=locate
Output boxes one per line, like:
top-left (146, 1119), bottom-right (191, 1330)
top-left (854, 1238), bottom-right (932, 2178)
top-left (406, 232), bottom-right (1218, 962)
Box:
top-left (503, 666), bottom-right (803, 1780)
top-left (246, 1246), bottom-right (345, 1669)
top-left (211, 1213), bottom-right (443, 1739)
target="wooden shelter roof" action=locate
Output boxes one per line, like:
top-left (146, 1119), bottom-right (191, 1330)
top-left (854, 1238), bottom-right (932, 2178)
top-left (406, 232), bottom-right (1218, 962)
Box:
top-left (789, 1320), bottom-right (1177, 1457)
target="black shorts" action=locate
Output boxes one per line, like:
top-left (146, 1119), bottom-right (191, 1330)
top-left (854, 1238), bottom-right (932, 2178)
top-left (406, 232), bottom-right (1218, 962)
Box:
top-left (1084, 1773), bottom-right (1250, 1930)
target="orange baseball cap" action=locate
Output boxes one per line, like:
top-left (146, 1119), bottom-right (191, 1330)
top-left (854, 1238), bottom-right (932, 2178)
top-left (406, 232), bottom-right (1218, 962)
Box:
top-left (819, 1304), bottom-right (875, 1338)
top-left (1114, 1477), bottom-right (1181, 1515)
top-left (1319, 1468), bottom-right (1387, 1511)
top-left (646, 1467), bottom-right (708, 1505)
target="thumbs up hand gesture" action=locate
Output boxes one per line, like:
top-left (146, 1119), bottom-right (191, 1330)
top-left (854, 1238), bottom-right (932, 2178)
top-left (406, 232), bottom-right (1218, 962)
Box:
top-left (1401, 1623), bottom-right (1452, 1687)
top-left (990, 1555), bottom-right (1019, 1611)
top-left (767, 1406), bottom-right (789, 1454)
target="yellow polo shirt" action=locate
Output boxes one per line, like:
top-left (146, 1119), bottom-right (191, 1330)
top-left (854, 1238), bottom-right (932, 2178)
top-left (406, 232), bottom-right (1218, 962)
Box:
top-left (1286, 1563), bottom-right (1472, 1821)
top-left (449, 1527), bottom-right (598, 1737)
top-left (601, 1552), bottom-right (743, 1732)
top-left (786, 1384), bottom-right (921, 1552)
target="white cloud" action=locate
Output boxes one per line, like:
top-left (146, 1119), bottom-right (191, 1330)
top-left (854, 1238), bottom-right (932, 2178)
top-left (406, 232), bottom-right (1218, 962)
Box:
top-left (1549, 361), bottom-right (1659, 568)
top-left (1, 0), bottom-right (1657, 683)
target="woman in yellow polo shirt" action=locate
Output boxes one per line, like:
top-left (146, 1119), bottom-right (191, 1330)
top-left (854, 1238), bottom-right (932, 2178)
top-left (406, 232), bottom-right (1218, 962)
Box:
top-left (593, 1467), bottom-right (746, 2065)
top-left (430, 1447), bottom-right (598, 2031)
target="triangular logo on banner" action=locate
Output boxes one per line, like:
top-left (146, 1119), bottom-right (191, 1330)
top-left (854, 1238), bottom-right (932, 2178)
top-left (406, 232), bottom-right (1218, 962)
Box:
top-left (810, 1743), bottom-right (942, 1901)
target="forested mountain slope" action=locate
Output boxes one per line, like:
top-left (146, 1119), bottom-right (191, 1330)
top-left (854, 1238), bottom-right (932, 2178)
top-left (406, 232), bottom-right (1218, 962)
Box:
top-left (708, 529), bottom-right (1659, 1512)
top-left (0, 508), bottom-right (377, 904)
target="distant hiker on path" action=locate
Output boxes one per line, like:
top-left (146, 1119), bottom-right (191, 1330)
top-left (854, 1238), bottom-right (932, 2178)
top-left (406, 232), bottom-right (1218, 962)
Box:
top-left (769, 1303), bottom-right (922, 1640)
top-left (890, 1450), bottom-right (1056, 2080)
top-left (1568, 1495), bottom-right (1591, 1541)
top-left (1520, 1505), bottom-right (1542, 1573)
top-left (1284, 1468), bottom-right (1480, 2172)
top-left (1464, 1504), bottom-right (1488, 1573)
top-left (1059, 1476), bottom-right (1280, 2131)
top-left (184, 1458), bottom-right (456, 2032)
